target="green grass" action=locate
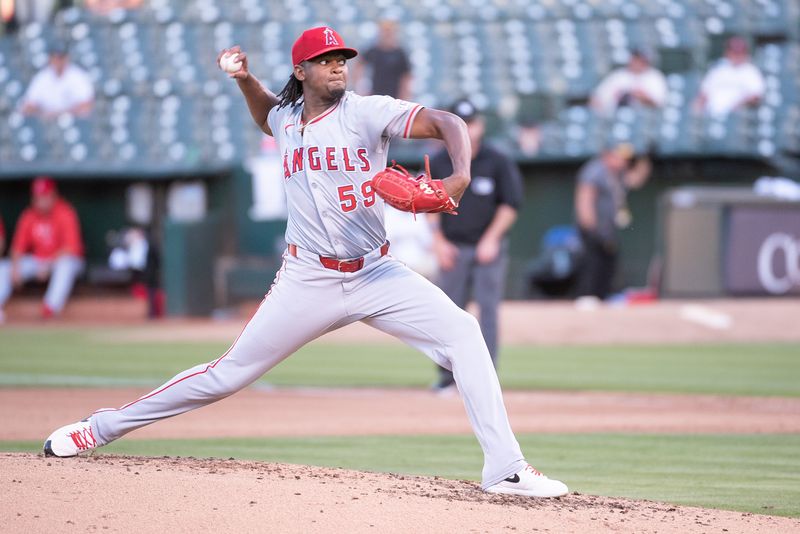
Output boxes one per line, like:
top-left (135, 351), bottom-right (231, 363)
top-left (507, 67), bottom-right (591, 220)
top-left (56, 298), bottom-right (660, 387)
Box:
top-left (4, 433), bottom-right (799, 517)
top-left (0, 328), bottom-right (799, 395)
top-left (501, 343), bottom-right (800, 396)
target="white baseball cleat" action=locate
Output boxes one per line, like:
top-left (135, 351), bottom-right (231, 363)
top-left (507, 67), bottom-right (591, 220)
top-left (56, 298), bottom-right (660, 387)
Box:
top-left (43, 417), bottom-right (100, 457)
top-left (485, 464), bottom-right (569, 498)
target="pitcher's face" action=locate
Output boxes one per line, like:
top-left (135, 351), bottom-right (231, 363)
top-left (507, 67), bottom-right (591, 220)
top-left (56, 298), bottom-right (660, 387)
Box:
top-left (296, 53), bottom-right (348, 101)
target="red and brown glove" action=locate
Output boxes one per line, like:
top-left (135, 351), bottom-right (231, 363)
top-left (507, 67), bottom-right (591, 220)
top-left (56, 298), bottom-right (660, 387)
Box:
top-left (372, 155), bottom-right (458, 215)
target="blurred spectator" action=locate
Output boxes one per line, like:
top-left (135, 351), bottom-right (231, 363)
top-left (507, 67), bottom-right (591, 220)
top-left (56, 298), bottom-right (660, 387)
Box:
top-left (429, 99), bottom-right (524, 391)
top-left (108, 226), bottom-right (164, 318)
top-left (20, 40), bottom-right (94, 119)
top-left (354, 20), bottom-right (412, 100)
top-left (694, 37), bottom-right (765, 118)
top-left (0, 177), bottom-right (85, 319)
top-left (591, 48), bottom-right (668, 116)
top-left (84, 0), bottom-right (142, 15)
top-left (525, 225), bottom-right (583, 298)
top-left (2, 2), bottom-right (18, 32)
top-left (516, 116), bottom-right (542, 157)
top-left (108, 227), bottom-right (149, 275)
top-left (574, 142), bottom-right (651, 299)
top-left (7, 0), bottom-right (59, 24)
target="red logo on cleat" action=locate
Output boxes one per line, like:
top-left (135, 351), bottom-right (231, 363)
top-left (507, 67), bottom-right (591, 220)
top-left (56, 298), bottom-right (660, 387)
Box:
top-left (69, 426), bottom-right (96, 451)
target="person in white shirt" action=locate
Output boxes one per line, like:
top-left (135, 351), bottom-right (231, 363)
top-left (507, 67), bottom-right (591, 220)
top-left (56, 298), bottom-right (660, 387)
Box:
top-left (21, 41), bottom-right (94, 119)
top-left (694, 36), bottom-right (765, 118)
top-left (591, 48), bottom-right (668, 116)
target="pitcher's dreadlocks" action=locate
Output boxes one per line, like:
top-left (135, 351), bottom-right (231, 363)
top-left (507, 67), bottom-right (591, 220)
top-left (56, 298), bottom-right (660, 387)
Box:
top-left (277, 73), bottom-right (303, 108)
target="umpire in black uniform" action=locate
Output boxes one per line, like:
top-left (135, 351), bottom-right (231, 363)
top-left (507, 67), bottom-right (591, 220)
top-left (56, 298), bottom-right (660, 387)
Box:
top-left (429, 99), bottom-right (524, 391)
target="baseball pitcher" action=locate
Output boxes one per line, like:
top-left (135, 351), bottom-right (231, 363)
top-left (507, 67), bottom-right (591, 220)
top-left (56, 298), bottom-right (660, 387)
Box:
top-left (43, 26), bottom-right (567, 498)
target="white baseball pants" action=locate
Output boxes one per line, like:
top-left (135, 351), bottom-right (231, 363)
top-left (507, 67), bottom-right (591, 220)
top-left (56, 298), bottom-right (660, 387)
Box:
top-left (0, 255), bottom-right (84, 313)
top-left (91, 246), bottom-right (526, 488)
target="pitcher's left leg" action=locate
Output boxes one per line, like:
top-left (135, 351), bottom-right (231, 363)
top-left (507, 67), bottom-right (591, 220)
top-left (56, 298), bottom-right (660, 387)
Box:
top-left (355, 258), bottom-right (525, 489)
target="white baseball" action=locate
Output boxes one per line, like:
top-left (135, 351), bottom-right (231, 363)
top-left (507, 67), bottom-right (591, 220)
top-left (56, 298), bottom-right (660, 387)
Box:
top-left (219, 52), bottom-right (243, 74)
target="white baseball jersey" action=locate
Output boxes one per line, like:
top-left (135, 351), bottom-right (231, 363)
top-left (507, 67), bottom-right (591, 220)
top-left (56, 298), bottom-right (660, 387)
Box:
top-left (267, 91), bottom-right (423, 258)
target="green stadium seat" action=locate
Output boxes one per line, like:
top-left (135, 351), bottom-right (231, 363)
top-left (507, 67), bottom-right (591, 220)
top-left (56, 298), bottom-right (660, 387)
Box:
top-left (1, 0), bottom-right (799, 169)
top-left (516, 92), bottom-right (560, 125)
top-left (658, 47), bottom-right (695, 74)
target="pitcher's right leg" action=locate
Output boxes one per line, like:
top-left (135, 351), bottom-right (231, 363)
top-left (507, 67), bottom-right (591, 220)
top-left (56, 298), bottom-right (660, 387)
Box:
top-left (44, 254), bottom-right (346, 456)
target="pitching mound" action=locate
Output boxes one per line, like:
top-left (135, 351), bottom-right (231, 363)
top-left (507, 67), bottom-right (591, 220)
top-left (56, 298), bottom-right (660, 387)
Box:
top-left (2, 453), bottom-right (795, 533)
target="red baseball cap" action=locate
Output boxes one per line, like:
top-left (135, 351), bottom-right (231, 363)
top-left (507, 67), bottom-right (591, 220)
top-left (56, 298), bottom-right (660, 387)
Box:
top-left (32, 176), bottom-right (57, 197)
top-left (291, 26), bottom-right (358, 66)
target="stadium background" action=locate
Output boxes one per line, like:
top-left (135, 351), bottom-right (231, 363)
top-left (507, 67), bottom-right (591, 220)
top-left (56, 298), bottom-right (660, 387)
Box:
top-left (1, 1), bottom-right (800, 531)
top-left (2, 0), bottom-right (799, 311)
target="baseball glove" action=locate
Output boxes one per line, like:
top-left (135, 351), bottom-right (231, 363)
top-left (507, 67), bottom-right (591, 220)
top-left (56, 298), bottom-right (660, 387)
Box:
top-left (372, 155), bottom-right (458, 215)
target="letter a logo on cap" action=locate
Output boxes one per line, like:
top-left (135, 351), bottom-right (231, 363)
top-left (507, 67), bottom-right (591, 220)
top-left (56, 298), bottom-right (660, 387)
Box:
top-left (323, 27), bottom-right (339, 46)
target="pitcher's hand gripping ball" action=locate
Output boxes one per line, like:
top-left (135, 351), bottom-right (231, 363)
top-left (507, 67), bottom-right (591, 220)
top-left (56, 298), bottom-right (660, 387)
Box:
top-left (219, 52), bottom-right (243, 73)
top-left (372, 155), bottom-right (458, 215)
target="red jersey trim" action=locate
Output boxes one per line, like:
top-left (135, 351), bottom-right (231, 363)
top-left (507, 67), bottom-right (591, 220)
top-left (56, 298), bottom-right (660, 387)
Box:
top-left (403, 104), bottom-right (424, 138)
top-left (97, 322), bottom-right (250, 414)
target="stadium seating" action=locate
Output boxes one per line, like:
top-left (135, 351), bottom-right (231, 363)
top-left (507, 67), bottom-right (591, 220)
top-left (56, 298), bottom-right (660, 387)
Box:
top-left (1, 0), bottom-right (798, 173)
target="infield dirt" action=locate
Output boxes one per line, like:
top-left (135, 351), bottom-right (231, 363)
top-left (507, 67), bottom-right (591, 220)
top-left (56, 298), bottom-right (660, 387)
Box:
top-left (2, 387), bottom-right (799, 441)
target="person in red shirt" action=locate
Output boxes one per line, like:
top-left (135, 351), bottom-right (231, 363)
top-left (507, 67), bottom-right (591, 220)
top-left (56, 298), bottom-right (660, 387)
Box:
top-left (0, 177), bottom-right (85, 319)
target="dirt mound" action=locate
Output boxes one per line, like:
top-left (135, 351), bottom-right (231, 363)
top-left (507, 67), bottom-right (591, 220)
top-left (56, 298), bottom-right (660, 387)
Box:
top-left (1, 453), bottom-right (795, 533)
